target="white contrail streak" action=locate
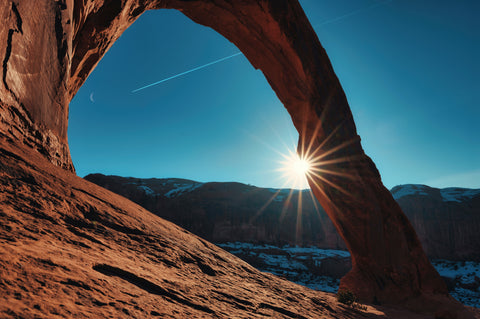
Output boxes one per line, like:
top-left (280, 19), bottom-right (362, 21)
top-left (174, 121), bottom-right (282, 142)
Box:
top-left (312, 0), bottom-right (392, 27)
top-left (131, 52), bottom-right (242, 93)
top-left (131, 0), bottom-right (392, 93)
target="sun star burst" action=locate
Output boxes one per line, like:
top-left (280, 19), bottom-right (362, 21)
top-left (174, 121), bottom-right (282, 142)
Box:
top-left (278, 150), bottom-right (312, 190)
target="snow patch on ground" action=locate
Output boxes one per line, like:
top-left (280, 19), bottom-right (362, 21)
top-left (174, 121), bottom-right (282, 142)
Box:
top-left (164, 182), bottom-right (203, 198)
top-left (391, 184), bottom-right (429, 199)
top-left (282, 246), bottom-right (350, 258)
top-left (217, 242), bottom-right (349, 259)
top-left (391, 184), bottom-right (479, 202)
top-left (217, 242), bottom-right (349, 296)
top-left (432, 260), bottom-right (480, 308)
top-left (217, 242), bottom-right (480, 308)
top-left (137, 185), bottom-right (155, 196)
top-left (259, 253), bottom-right (308, 270)
top-left (440, 188), bottom-right (480, 203)
top-left (433, 260), bottom-right (480, 282)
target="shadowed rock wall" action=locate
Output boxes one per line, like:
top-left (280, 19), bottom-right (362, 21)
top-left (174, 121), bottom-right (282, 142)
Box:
top-left (85, 174), bottom-right (480, 261)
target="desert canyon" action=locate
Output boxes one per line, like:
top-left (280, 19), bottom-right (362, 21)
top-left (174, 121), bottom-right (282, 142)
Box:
top-left (0, 1), bottom-right (477, 318)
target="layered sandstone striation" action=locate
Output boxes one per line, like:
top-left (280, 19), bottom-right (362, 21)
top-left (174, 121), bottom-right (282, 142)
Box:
top-left (0, 0), bottom-right (475, 317)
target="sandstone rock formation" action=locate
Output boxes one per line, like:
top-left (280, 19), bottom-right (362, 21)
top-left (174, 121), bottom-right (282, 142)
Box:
top-left (0, 139), bottom-right (379, 318)
top-left (85, 175), bottom-right (480, 261)
top-left (0, 0), bottom-right (475, 317)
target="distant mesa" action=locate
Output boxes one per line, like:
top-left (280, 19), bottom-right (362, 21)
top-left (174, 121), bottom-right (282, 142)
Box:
top-left (391, 184), bottom-right (480, 203)
top-left (85, 174), bottom-right (480, 262)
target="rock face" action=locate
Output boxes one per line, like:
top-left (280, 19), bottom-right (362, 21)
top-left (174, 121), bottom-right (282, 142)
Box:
top-left (84, 174), bottom-right (347, 250)
top-left (0, 0), bottom-right (471, 315)
top-left (0, 2), bottom-right (73, 170)
top-left (392, 185), bottom-right (480, 261)
top-left (85, 174), bottom-right (480, 261)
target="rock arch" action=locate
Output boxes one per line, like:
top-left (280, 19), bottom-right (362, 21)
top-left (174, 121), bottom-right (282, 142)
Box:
top-left (0, 0), bottom-right (461, 312)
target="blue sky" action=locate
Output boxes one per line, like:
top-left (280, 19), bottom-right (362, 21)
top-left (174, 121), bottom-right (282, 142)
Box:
top-left (69, 0), bottom-right (479, 189)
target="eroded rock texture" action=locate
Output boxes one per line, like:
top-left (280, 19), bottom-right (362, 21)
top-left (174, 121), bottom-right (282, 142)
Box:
top-left (0, 1), bottom-right (73, 170)
top-left (0, 0), bottom-right (474, 317)
top-left (0, 140), bottom-right (376, 318)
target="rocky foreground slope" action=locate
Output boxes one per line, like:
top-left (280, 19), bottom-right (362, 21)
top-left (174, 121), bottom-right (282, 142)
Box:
top-left (7, 140), bottom-right (476, 318)
top-left (85, 174), bottom-right (480, 261)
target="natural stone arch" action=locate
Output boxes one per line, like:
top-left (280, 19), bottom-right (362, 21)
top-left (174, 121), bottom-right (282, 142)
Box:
top-left (0, 0), bottom-right (465, 314)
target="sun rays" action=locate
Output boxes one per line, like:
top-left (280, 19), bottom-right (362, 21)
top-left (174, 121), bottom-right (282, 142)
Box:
top-left (278, 149), bottom-right (312, 190)
top-left (249, 116), bottom-right (362, 245)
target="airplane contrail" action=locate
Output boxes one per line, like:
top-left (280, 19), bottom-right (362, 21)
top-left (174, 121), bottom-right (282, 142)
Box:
top-left (312, 0), bottom-right (392, 27)
top-left (132, 0), bottom-right (392, 93)
top-left (131, 52), bottom-right (242, 93)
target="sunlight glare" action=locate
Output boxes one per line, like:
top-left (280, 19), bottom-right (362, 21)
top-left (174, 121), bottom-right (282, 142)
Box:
top-left (278, 150), bottom-right (312, 190)
top-left (293, 158), bottom-right (310, 176)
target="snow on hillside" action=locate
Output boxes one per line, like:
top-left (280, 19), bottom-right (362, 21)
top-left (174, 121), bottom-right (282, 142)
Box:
top-left (137, 185), bottom-right (155, 195)
top-left (440, 188), bottom-right (480, 203)
top-left (434, 260), bottom-right (480, 285)
top-left (217, 242), bottom-right (480, 308)
top-left (391, 184), bottom-right (480, 203)
top-left (127, 179), bottom-right (204, 198)
top-left (164, 182), bottom-right (204, 198)
top-left (431, 260), bottom-right (480, 308)
top-left (106, 174), bottom-right (480, 204)
top-left (217, 243), bottom-right (349, 293)
top-left (391, 184), bottom-right (429, 199)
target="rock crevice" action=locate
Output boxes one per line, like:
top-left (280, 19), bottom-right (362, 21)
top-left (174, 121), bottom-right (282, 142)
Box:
top-left (2, 2), bottom-right (23, 101)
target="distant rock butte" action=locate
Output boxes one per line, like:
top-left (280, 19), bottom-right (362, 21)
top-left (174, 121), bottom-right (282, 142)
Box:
top-left (392, 185), bottom-right (480, 261)
top-left (85, 174), bottom-right (480, 261)
top-left (0, 0), bottom-right (476, 317)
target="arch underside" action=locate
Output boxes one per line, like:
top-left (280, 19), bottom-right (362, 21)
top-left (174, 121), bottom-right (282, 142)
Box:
top-left (0, 0), bottom-right (467, 314)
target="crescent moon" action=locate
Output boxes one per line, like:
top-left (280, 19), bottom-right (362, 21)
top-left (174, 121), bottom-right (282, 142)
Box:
top-left (89, 92), bottom-right (95, 103)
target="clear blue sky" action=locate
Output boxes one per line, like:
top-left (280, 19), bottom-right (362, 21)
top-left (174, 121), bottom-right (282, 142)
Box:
top-left (69, 0), bottom-right (479, 189)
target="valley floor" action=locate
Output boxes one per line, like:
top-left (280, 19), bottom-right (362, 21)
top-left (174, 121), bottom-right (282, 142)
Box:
top-left (217, 242), bottom-right (480, 308)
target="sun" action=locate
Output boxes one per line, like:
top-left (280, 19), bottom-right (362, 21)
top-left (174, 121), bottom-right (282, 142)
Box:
top-left (278, 150), bottom-right (312, 189)
top-left (293, 158), bottom-right (310, 176)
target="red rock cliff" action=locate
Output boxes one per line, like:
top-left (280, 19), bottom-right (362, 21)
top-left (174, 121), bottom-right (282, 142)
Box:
top-left (0, 0), bottom-right (473, 316)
